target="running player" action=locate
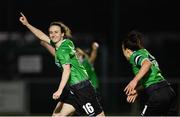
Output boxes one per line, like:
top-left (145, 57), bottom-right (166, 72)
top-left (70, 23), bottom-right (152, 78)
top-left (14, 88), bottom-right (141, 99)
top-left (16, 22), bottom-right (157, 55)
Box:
top-left (40, 41), bottom-right (102, 116)
top-left (19, 12), bottom-right (105, 116)
top-left (122, 30), bottom-right (177, 116)
top-left (40, 41), bottom-right (72, 116)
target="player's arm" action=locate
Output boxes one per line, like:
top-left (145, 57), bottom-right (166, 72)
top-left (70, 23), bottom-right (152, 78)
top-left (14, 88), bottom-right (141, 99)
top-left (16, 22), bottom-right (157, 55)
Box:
top-left (76, 47), bottom-right (89, 58)
top-left (124, 59), bottom-right (151, 95)
top-left (53, 64), bottom-right (71, 100)
top-left (88, 42), bottom-right (99, 64)
top-left (59, 64), bottom-right (71, 92)
top-left (19, 12), bottom-right (50, 43)
top-left (133, 59), bottom-right (152, 83)
top-left (40, 41), bottom-right (55, 56)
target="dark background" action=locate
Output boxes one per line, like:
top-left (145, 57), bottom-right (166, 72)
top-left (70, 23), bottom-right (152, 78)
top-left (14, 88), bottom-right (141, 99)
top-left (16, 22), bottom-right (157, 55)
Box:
top-left (0, 0), bottom-right (180, 116)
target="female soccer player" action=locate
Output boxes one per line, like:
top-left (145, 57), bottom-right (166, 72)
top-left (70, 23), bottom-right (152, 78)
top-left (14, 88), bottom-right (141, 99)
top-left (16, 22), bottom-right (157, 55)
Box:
top-left (122, 30), bottom-right (177, 116)
top-left (40, 41), bottom-right (102, 116)
top-left (76, 42), bottom-right (100, 90)
top-left (19, 12), bottom-right (105, 116)
top-left (41, 41), bottom-right (100, 90)
top-left (40, 40), bottom-right (73, 116)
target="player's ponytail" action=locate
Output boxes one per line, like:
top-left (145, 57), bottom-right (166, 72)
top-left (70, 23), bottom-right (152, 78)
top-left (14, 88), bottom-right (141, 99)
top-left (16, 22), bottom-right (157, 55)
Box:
top-left (122, 30), bottom-right (144, 51)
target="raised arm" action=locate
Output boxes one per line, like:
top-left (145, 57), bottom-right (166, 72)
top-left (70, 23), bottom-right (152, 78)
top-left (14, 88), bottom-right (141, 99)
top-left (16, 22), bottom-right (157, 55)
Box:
top-left (40, 41), bottom-right (55, 56)
top-left (89, 42), bottom-right (99, 64)
top-left (19, 12), bottom-right (50, 43)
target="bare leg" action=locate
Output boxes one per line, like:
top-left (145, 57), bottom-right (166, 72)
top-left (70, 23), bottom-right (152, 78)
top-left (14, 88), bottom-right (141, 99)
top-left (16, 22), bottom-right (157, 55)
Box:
top-left (52, 101), bottom-right (63, 115)
top-left (96, 111), bottom-right (105, 117)
top-left (52, 103), bottom-right (75, 117)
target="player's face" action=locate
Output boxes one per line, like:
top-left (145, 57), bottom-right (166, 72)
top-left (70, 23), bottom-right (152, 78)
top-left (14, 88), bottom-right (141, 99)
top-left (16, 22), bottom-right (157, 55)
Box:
top-left (49, 25), bottom-right (64, 43)
top-left (122, 45), bottom-right (130, 61)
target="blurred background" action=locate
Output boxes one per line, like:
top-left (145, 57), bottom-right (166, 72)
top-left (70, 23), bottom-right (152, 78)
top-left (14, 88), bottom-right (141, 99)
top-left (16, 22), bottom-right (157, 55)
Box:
top-left (0, 0), bottom-right (180, 116)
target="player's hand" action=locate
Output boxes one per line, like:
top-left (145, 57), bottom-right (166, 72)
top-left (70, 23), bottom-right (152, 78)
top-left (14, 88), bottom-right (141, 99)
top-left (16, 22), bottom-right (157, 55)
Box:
top-left (127, 92), bottom-right (138, 103)
top-left (92, 42), bottom-right (99, 50)
top-left (52, 90), bottom-right (62, 100)
top-left (124, 79), bottom-right (138, 95)
top-left (19, 12), bottom-right (29, 26)
top-left (128, 89), bottom-right (137, 95)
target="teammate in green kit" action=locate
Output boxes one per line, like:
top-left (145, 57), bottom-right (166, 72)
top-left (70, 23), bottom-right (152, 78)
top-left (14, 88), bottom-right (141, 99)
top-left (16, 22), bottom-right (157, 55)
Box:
top-left (122, 30), bottom-right (177, 116)
top-left (19, 12), bottom-right (105, 116)
top-left (76, 42), bottom-right (99, 90)
top-left (75, 42), bottom-right (104, 111)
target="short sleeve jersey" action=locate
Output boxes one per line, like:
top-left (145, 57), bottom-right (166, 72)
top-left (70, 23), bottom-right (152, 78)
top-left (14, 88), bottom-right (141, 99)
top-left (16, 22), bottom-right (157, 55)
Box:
top-left (52, 39), bottom-right (89, 86)
top-left (82, 57), bottom-right (99, 89)
top-left (129, 49), bottom-right (164, 88)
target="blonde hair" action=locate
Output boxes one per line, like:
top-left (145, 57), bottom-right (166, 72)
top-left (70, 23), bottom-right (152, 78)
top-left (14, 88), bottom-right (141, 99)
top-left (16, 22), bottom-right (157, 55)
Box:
top-left (49, 21), bottom-right (72, 38)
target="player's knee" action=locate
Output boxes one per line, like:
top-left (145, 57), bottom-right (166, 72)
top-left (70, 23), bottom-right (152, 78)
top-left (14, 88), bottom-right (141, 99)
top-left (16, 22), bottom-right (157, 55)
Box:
top-left (96, 111), bottom-right (105, 117)
top-left (52, 113), bottom-right (66, 117)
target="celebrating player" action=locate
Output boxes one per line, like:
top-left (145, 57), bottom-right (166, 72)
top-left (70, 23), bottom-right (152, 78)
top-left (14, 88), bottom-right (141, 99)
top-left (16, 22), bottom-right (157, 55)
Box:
top-left (122, 30), bottom-right (177, 116)
top-left (19, 12), bottom-right (105, 116)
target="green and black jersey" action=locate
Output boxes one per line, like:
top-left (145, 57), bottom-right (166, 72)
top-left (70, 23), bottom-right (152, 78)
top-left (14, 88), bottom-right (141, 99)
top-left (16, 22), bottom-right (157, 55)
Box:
top-left (130, 49), bottom-right (164, 88)
top-left (81, 57), bottom-right (99, 89)
top-left (52, 39), bottom-right (89, 86)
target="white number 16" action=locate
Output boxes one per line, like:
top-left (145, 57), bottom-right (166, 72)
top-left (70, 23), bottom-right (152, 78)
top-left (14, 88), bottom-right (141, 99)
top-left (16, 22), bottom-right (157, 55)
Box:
top-left (82, 102), bottom-right (95, 114)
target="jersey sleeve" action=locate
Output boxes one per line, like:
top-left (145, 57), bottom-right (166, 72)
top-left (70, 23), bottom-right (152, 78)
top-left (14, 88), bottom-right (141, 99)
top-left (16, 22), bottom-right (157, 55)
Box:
top-left (130, 52), bottom-right (148, 66)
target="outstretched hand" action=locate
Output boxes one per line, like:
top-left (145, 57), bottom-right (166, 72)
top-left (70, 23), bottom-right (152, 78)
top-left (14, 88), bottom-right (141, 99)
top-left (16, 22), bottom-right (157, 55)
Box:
top-left (19, 12), bottom-right (29, 26)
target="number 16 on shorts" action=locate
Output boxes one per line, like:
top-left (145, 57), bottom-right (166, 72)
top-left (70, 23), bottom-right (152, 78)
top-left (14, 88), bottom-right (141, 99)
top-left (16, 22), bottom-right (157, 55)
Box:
top-left (82, 102), bottom-right (95, 115)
